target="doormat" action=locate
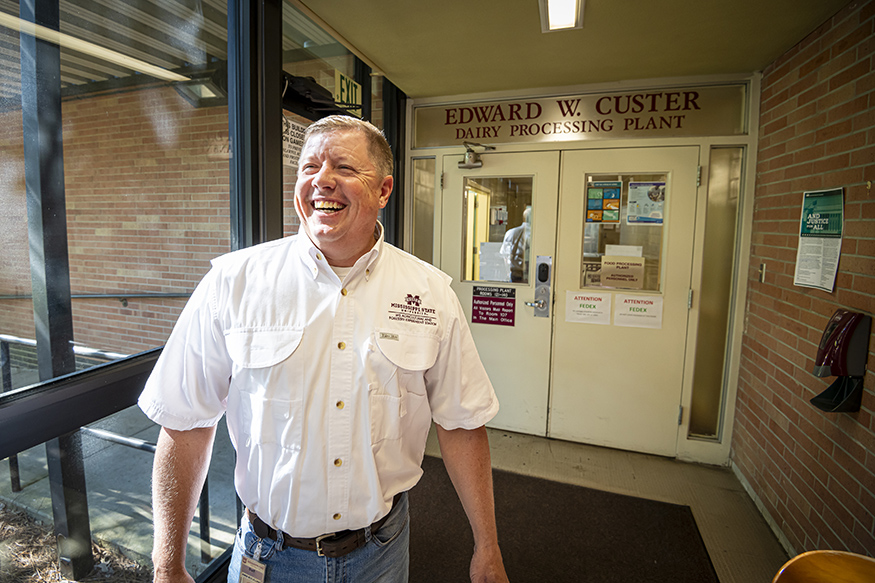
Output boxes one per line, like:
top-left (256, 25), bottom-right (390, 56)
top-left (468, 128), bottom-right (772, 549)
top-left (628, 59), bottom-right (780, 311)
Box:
top-left (409, 456), bottom-right (719, 583)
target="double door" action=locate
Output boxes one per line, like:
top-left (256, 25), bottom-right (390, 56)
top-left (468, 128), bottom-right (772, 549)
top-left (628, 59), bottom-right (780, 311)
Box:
top-left (439, 146), bottom-right (700, 456)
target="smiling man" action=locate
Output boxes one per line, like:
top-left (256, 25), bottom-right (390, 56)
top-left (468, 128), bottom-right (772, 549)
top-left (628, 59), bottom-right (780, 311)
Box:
top-left (139, 116), bottom-right (509, 583)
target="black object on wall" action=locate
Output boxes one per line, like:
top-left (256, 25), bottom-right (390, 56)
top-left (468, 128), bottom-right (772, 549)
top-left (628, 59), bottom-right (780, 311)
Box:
top-left (810, 309), bottom-right (871, 413)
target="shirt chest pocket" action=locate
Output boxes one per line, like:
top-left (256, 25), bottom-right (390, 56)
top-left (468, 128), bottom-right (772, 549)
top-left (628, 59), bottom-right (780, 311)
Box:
top-left (367, 329), bottom-right (439, 444)
top-left (225, 328), bottom-right (305, 449)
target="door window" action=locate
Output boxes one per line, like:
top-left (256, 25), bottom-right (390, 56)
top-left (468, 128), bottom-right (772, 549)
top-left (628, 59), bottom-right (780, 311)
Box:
top-left (581, 173), bottom-right (668, 291)
top-left (462, 177), bottom-right (533, 283)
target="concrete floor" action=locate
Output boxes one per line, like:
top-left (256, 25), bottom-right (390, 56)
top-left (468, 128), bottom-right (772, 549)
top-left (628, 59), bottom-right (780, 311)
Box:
top-left (1, 377), bottom-right (788, 582)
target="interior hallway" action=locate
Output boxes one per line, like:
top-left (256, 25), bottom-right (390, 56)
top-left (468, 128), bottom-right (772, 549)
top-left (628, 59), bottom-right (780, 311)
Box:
top-left (427, 428), bottom-right (790, 583)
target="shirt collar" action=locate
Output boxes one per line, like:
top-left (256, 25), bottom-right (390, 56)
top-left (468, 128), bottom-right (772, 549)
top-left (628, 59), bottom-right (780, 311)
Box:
top-left (296, 222), bottom-right (385, 281)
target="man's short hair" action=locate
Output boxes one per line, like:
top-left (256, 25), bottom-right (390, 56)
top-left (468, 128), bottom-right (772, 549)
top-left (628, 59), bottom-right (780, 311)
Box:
top-left (302, 115), bottom-right (394, 179)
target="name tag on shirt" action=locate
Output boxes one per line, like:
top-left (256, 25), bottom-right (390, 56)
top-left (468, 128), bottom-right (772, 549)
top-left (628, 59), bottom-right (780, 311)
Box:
top-left (240, 556), bottom-right (266, 583)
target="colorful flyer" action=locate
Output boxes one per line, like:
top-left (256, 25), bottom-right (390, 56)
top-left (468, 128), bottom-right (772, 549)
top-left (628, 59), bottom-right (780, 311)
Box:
top-left (565, 291), bottom-right (611, 325)
top-left (793, 188), bottom-right (843, 292)
top-left (626, 182), bottom-right (665, 225)
top-left (585, 181), bottom-right (622, 223)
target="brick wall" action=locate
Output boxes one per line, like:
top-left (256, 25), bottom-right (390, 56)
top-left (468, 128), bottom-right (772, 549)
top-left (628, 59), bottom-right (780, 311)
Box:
top-left (0, 86), bottom-right (233, 362)
top-left (733, 0), bottom-right (875, 556)
top-left (0, 114), bottom-right (34, 347)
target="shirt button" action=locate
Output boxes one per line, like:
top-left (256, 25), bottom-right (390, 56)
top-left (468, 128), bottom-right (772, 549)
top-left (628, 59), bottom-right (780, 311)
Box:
top-left (333, 513), bottom-right (342, 521)
top-left (336, 401), bottom-right (345, 409)
top-left (341, 288), bottom-right (348, 296)
top-left (337, 341), bottom-right (346, 350)
top-left (316, 253), bottom-right (323, 261)
top-left (334, 458), bottom-right (343, 467)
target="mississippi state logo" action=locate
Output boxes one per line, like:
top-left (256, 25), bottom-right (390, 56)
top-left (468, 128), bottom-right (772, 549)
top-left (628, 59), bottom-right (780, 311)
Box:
top-left (389, 293), bottom-right (437, 326)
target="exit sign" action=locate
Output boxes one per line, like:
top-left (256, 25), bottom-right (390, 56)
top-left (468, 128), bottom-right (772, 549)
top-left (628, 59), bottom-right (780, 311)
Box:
top-left (334, 70), bottom-right (362, 117)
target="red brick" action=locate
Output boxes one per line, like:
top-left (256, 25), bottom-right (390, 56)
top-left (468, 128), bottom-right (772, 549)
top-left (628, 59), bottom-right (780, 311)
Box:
top-left (800, 47), bottom-right (834, 78)
top-left (798, 82), bottom-right (830, 108)
top-left (829, 59), bottom-right (872, 92)
top-left (831, 19), bottom-right (874, 59)
top-left (794, 112), bottom-right (830, 136)
top-left (856, 70), bottom-right (875, 94)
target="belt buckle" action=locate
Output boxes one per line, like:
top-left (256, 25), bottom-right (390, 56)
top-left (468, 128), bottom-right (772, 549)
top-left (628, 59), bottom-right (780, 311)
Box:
top-left (315, 533), bottom-right (331, 557)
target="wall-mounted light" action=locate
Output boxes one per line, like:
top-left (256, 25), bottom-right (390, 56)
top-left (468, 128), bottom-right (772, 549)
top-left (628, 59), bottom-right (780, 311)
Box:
top-left (539, 0), bottom-right (584, 33)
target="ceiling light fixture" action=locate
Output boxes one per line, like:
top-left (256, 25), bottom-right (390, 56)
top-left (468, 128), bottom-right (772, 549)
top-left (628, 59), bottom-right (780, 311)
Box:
top-left (0, 12), bottom-right (189, 82)
top-left (539, 0), bottom-right (584, 33)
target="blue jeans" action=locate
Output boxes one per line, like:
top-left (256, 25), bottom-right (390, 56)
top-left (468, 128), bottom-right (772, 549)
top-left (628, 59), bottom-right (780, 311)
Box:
top-left (228, 493), bottom-right (409, 583)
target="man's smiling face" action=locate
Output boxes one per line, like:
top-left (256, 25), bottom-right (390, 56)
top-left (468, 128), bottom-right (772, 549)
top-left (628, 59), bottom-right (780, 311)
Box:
top-left (294, 130), bottom-right (393, 267)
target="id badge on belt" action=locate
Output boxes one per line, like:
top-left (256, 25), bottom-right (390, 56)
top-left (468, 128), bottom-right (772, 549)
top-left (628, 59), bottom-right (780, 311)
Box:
top-left (240, 540), bottom-right (267, 583)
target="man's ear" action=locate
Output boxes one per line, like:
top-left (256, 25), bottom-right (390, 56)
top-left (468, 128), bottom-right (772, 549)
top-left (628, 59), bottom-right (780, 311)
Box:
top-left (378, 176), bottom-right (393, 209)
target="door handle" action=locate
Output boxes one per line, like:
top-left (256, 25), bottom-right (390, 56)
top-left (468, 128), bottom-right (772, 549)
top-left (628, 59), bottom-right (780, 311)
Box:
top-left (530, 256), bottom-right (551, 318)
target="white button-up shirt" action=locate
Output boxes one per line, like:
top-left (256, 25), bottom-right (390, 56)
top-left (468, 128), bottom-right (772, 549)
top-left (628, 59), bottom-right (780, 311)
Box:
top-left (138, 226), bottom-right (499, 537)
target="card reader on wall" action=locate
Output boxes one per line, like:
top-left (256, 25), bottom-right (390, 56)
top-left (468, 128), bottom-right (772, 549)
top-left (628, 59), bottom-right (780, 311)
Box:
top-left (810, 309), bottom-right (871, 413)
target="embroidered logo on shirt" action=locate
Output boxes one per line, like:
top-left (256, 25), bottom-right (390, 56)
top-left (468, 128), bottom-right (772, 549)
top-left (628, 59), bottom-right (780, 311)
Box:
top-left (379, 332), bottom-right (400, 341)
top-left (389, 294), bottom-right (438, 326)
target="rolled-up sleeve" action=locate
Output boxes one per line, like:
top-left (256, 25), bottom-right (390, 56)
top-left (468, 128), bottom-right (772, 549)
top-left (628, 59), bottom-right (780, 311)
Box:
top-left (425, 293), bottom-right (499, 430)
top-left (138, 268), bottom-right (231, 430)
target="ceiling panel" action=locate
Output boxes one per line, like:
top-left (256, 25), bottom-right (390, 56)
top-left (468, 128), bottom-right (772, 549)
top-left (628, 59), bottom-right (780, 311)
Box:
top-left (295, 0), bottom-right (852, 98)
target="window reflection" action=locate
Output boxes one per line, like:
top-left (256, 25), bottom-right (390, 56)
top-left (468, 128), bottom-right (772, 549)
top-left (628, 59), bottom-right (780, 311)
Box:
top-left (0, 1), bottom-right (231, 389)
top-left (0, 1), bottom-right (231, 579)
top-left (280, 0), bottom-right (364, 236)
top-left (462, 177), bottom-right (533, 283)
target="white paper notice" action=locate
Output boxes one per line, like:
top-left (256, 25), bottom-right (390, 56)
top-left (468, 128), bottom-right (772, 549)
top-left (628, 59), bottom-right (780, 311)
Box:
top-left (614, 294), bottom-right (663, 329)
top-left (282, 116), bottom-right (308, 167)
top-left (566, 291), bottom-right (611, 325)
top-left (605, 245), bottom-right (643, 257)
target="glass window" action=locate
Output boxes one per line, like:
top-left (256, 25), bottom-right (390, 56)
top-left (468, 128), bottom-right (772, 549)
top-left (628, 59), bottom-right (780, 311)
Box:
top-left (0, 406), bottom-right (239, 578)
top-left (1, 1), bottom-right (231, 393)
top-left (280, 0), bottom-right (361, 237)
top-left (411, 157), bottom-right (436, 263)
top-left (580, 174), bottom-right (667, 291)
top-left (689, 147), bottom-right (743, 440)
top-left (0, 2), bottom-right (231, 579)
top-left (461, 177), bottom-right (533, 283)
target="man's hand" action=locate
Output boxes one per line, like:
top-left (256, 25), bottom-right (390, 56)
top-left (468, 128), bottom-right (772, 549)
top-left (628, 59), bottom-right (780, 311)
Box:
top-left (470, 541), bottom-right (510, 583)
top-left (153, 565), bottom-right (195, 583)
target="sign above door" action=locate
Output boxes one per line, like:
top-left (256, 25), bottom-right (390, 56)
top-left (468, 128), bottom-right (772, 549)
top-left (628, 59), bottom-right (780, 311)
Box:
top-left (414, 83), bottom-right (746, 147)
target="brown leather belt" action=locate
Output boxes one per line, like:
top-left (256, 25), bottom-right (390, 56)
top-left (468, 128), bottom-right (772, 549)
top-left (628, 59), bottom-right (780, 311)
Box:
top-left (247, 493), bottom-right (402, 558)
